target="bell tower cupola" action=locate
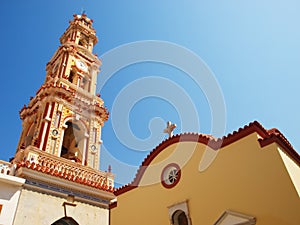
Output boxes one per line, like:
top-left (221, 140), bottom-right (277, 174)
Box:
top-left (60, 14), bottom-right (97, 52)
top-left (45, 13), bottom-right (101, 96)
top-left (15, 13), bottom-right (109, 171)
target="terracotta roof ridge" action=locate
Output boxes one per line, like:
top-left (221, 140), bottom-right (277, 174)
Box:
top-left (260, 127), bottom-right (299, 165)
top-left (114, 120), bottom-right (300, 195)
top-left (220, 120), bottom-right (269, 146)
top-left (266, 127), bottom-right (293, 148)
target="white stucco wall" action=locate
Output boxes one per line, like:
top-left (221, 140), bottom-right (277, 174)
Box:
top-left (0, 174), bottom-right (25, 225)
top-left (13, 188), bottom-right (109, 225)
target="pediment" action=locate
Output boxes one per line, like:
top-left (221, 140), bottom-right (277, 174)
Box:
top-left (214, 210), bottom-right (256, 225)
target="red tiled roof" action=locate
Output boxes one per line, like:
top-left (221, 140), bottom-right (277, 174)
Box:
top-left (114, 121), bottom-right (300, 196)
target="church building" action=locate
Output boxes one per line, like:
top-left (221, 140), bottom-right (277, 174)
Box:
top-left (0, 14), bottom-right (300, 225)
top-left (110, 121), bottom-right (300, 225)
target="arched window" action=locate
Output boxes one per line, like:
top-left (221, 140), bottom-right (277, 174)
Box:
top-left (24, 122), bottom-right (36, 148)
top-left (60, 121), bottom-right (85, 163)
top-left (168, 201), bottom-right (191, 225)
top-left (78, 39), bottom-right (87, 48)
top-left (68, 70), bottom-right (75, 83)
top-left (172, 210), bottom-right (189, 225)
top-left (51, 216), bottom-right (79, 225)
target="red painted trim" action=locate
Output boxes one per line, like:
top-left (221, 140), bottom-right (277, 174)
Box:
top-left (259, 134), bottom-right (300, 166)
top-left (38, 122), bottom-right (45, 149)
top-left (84, 135), bottom-right (89, 166)
top-left (77, 51), bottom-right (94, 63)
top-left (43, 103), bottom-right (49, 119)
top-left (42, 102), bottom-right (55, 151)
top-left (42, 123), bottom-right (50, 151)
top-left (114, 121), bottom-right (300, 196)
top-left (26, 122), bottom-right (34, 136)
top-left (58, 53), bottom-right (65, 78)
top-left (58, 53), bottom-right (66, 78)
top-left (109, 201), bottom-right (117, 209)
top-left (73, 31), bottom-right (77, 41)
top-left (50, 102), bottom-right (55, 119)
top-left (62, 54), bottom-right (69, 77)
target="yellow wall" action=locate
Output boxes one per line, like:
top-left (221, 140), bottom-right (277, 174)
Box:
top-left (111, 133), bottom-right (300, 225)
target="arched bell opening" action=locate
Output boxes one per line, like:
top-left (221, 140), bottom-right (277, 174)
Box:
top-left (79, 77), bottom-right (90, 92)
top-left (60, 120), bottom-right (87, 163)
top-left (68, 70), bottom-right (75, 83)
top-left (78, 38), bottom-right (88, 48)
top-left (23, 121), bottom-right (36, 148)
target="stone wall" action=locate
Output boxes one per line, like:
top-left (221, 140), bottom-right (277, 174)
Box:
top-left (14, 188), bottom-right (109, 225)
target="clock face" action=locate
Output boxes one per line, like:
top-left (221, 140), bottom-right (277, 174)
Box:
top-left (91, 145), bottom-right (97, 152)
top-left (75, 59), bottom-right (88, 72)
top-left (52, 129), bottom-right (59, 137)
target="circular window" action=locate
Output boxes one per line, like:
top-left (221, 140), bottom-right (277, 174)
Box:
top-left (161, 163), bottom-right (181, 188)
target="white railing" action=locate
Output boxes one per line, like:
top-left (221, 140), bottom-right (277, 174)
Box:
top-left (14, 146), bottom-right (114, 191)
top-left (0, 160), bottom-right (14, 175)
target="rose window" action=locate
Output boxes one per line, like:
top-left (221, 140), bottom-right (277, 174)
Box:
top-left (161, 163), bottom-right (181, 188)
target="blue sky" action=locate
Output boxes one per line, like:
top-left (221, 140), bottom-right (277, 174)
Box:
top-left (0, 1), bottom-right (300, 186)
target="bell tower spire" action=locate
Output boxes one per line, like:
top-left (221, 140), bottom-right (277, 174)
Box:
top-left (60, 13), bottom-right (97, 52)
top-left (15, 13), bottom-right (109, 170)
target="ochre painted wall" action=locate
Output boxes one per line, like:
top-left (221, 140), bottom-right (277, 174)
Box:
top-left (111, 133), bottom-right (300, 225)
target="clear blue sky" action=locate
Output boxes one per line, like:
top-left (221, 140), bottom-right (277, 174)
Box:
top-left (0, 1), bottom-right (300, 186)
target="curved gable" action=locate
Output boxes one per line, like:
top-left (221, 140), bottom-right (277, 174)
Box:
top-left (114, 121), bottom-right (300, 196)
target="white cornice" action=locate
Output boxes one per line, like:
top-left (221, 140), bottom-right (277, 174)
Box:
top-left (0, 173), bottom-right (25, 186)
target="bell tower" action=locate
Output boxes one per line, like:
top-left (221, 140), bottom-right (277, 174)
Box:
top-left (9, 14), bottom-right (115, 225)
top-left (15, 14), bottom-right (108, 170)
